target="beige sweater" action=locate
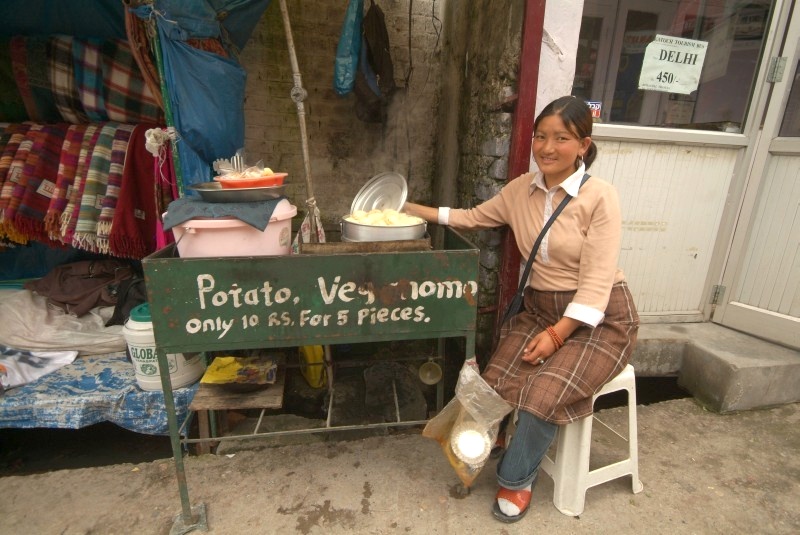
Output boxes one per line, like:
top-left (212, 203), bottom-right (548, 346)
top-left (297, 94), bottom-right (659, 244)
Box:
top-left (447, 169), bottom-right (625, 326)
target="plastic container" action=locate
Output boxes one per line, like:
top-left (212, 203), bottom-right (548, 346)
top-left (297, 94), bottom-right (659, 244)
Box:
top-left (170, 198), bottom-right (297, 257)
top-left (123, 303), bottom-right (206, 391)
top-left (299, 345), bottom-right (326, 388)
top-left (215, 172), bottom-right (287, 188)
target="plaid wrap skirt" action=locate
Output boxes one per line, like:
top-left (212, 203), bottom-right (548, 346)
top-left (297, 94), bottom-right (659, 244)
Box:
top-left (482, 282), bottom-right (639, 424)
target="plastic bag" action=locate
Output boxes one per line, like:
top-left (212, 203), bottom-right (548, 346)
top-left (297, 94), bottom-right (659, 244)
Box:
top-left (422, 362), bottom-right (513, 487)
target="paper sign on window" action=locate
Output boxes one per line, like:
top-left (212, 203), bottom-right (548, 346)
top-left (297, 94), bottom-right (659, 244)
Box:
top-left (638, 34), bottom-right (708, 95)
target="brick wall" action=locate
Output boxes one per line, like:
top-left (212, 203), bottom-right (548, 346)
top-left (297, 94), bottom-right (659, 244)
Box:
top-left (239, 0), bottom-right (444, 226)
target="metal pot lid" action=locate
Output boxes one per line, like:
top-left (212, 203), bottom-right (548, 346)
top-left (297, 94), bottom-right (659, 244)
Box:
top-left (350, 172), bottom-right (408, 214)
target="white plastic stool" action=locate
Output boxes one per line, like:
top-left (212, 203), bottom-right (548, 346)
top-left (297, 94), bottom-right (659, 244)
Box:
top-left (539, 364), bottom-right (643, 516)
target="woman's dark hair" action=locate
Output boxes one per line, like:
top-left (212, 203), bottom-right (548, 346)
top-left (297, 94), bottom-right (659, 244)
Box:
top-left (534, 96), bottom-right (598, 169)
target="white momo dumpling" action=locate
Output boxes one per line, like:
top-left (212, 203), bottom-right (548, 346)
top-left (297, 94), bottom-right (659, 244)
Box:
top-left (345, 208), bottom-right (424, 226)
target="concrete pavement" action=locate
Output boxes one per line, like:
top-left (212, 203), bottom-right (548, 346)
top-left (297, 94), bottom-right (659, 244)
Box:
top-left (2, 396), bottom-right (798, 534)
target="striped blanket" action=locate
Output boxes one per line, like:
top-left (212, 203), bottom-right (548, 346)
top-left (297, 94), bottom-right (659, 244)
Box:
top-left (61, 124), bottom-right (101, 244)
top-left (72, 123), bottom-right (118, 251)
top-left (0, 124), bottom-right (43, 244)
top-left (97, 123), bottom-right (135, 253)
top-left (14, 124), bottom-right (69, 244)
top-left (45, 123), bottom-right (89, 240)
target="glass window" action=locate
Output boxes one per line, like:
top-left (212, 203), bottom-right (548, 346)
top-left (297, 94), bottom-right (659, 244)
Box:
top-left (574, 0), bottom-right (775, 132)
top-left (779, 60), bottom-right (800, 137)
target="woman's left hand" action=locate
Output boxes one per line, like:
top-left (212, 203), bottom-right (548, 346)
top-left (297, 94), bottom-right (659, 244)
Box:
top-left (521, 331), bottom-right (557, 364)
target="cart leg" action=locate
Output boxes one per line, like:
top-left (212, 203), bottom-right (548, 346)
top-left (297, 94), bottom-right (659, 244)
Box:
top-left (195, 411), bottom-right (212, 456)
top-left (156, 347), bottom-right (207, 532)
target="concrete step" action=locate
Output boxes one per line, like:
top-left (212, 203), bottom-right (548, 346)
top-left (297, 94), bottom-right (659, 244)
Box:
top-left (633, 322), bottom-right (800, 413)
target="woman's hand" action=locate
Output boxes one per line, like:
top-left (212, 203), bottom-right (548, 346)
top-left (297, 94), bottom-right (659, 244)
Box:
top-left (403, 202), bottom-right (439, 223)
top-left (521, 331), bottom-right (558, 363)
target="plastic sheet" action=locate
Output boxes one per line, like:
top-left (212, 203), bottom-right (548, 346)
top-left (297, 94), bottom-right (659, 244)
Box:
top-left (333, 0), bottom-right (363, 95)
top-left (423, 362), bottom-right (513, 487)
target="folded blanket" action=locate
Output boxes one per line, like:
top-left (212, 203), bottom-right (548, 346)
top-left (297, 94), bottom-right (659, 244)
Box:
top-left (102, 39), bottom-right (162, 123)
top-left (49, 35), bottom-right (89, 124)
top-left (110, 124), bottom-right (159, 259)
top-left (73, 37), bottom-right (108, 122)
top-left (62, 124), bottom-right (102, 244)
top-left (21, 37), bottom-right (61, 123)
top-left (73, 123), bottom-right (118, 252)
top-left (14, 124), bottom-right (69, 244)
top-left (0, 124), bottom-right (43, 244)
top-left (97, 123), bottom-right (135, 254)
top-left (0, 123), bottom-right (31, 214)
top-left (0, 124), bottom-right (31, 212)
top-left (9, 37), bottom-right (36, 121)
top-left (0, 39), bottom-right (28, 122)
top-left (45, 123), bottom-right (89, 241)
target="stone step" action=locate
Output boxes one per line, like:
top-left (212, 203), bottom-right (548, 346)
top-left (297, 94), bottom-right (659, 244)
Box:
top-left (633, 322), bottom-right (800, 412)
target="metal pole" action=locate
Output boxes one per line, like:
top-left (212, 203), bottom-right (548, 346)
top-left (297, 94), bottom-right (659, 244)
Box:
top-left (278, 0), bottom-right (319, 242)
top-left (495, 0), bottom-right (546, 341)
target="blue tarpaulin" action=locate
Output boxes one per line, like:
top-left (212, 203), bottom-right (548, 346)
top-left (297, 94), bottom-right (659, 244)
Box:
top-left (137, 0), bottom-right (271, 189)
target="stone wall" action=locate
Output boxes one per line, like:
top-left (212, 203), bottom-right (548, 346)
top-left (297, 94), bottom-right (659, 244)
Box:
top-left (444, 0), bottom-right (524, 359)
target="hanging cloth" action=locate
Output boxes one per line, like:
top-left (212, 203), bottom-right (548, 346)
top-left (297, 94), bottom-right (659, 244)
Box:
top-left (109, 124), bottom-right (159, 259)
top-left (362, 0), bottom-right (396, 97)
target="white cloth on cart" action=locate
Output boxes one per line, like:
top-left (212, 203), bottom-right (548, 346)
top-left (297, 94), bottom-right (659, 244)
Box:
top-left (0, 289), bottom-right (125, 355)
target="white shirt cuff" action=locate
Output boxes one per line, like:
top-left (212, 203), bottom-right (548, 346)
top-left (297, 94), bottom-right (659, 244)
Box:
top-left (564, 302), bottom-right (605, 328)
top-left (438, 207), bottom-right (450, 225)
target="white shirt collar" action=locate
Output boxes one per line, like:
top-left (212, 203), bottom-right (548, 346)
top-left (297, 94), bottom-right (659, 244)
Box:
top-left (529, 163), bottom-right (587, 196)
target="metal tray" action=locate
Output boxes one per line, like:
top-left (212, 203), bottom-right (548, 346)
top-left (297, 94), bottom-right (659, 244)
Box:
top-left (189, 182), bottom-right (286, 203)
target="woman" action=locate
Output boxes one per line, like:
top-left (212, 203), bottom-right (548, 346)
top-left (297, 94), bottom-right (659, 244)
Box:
top-left (404, 96), bottom-right (639, 523)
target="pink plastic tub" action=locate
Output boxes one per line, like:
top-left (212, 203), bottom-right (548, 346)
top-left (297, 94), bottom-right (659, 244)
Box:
top-left (170, 199), bottom-right (297, 257)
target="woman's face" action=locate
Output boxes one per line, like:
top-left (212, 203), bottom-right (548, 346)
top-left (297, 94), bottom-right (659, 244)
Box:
top-left (531, 114), bottom-right (591, 186)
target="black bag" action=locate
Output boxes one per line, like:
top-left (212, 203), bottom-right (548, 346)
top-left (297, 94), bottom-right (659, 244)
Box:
top-left (501, 174), bottom-right (590, 324)
top-left (105, 276), bottom-right (147, 326)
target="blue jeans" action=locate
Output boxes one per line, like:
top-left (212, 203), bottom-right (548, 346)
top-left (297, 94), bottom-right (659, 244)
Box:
top-left (496, 410), bottom-right (558, 490)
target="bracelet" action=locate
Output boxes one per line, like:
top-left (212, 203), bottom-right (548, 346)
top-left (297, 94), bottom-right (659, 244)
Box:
top-left (546, 326), bottom-right (564, 350)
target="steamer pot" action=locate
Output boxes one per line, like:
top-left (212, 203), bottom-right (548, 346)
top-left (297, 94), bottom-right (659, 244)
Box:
top-left (340, 218), bottom-right (427, 242)
top-left (343, 171), bottom-right (425, 242)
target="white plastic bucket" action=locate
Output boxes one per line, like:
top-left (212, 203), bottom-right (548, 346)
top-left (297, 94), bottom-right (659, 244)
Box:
top-left (123, 303), bottom-right (205, 391)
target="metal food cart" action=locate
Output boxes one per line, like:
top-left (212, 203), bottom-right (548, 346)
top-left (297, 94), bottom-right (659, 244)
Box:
top-left (142, 228), bottom-right (479, 531)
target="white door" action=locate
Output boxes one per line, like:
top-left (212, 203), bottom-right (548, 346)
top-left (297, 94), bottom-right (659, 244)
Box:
top-left (714, 6), bottom-right (800, 349)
